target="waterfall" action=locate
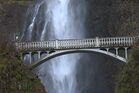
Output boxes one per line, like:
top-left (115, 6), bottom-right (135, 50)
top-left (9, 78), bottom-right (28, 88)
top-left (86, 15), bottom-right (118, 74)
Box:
top-left (22, 0), bottom-right (86, 93)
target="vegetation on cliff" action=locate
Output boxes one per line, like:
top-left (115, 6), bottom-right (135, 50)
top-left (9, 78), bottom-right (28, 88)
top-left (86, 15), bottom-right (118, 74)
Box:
top-left (0, 1), bottom-right (46, 92)
top-left (0, 42), bottom-right (46, 93)
top-left (115, 44), bottom-right (139, 93)
top-left (0, 0), bottom-right (138, 93)
top-left (115, 1), bottom-right (139, 92)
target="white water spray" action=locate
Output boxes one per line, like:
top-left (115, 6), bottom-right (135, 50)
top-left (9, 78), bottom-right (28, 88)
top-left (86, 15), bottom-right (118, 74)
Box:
top-left (23, 0), bottom-right (86, 93)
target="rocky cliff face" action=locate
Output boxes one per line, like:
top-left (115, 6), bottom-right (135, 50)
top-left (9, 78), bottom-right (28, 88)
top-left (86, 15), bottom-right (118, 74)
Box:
top-left (0, 0), bottom-right (138, 39)
top-left (0, 1), bottom-right (138, 93)
top-left (108, 0), bottom-right (139, 36)
top-left (0, 2), bottom-right (31, 42)
top-left (85, 0), bottom-right (139, 37)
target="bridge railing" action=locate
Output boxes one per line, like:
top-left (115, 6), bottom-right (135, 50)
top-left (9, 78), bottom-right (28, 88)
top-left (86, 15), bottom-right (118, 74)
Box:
top-left (99, 36), bottom-right (137, 47)
top-left (15, 36), bottom-right (139, 51)
top-left (57, 39), bottom-right (97, 49)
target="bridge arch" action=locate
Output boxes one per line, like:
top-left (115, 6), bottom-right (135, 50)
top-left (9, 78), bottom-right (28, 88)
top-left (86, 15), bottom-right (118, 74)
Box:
top-left (30, 49), bottom-right (127, 69)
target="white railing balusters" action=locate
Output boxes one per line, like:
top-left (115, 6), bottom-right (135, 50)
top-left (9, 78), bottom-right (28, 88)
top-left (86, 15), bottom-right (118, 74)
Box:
top-left (15, 36), bottom-right (139, 51)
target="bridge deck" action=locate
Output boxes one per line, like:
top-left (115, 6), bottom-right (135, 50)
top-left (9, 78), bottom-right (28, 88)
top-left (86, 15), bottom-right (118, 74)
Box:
top-left (15, 36), bottom-right (139, 52)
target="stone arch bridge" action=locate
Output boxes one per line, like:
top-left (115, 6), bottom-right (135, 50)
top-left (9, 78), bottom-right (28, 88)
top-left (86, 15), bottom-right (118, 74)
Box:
top-left (15, 36), bottom-right (139, 69)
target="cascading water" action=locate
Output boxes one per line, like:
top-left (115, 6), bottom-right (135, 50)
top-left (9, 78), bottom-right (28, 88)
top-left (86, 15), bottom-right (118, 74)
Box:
top-left (21, 0), bottom-right (86, 93)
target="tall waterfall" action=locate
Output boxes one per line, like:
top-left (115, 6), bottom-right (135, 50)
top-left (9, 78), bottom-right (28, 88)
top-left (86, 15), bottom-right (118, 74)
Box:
top-left (22, 0), bottom-right (86, 93)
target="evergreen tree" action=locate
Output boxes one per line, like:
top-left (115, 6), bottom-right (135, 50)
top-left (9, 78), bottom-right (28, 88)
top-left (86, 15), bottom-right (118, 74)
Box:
top-left (115, 46), bottom-right (139, 93)
top-left (0, 41), bottom-right (46, 93)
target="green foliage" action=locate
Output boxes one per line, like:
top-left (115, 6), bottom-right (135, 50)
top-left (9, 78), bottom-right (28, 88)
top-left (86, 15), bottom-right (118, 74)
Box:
top-left (115, 46), bottom-right (139, 93)
top-left (0, 41), bottom-right (46, 93)
top-left (0, 0), bottom-right (46, 92)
